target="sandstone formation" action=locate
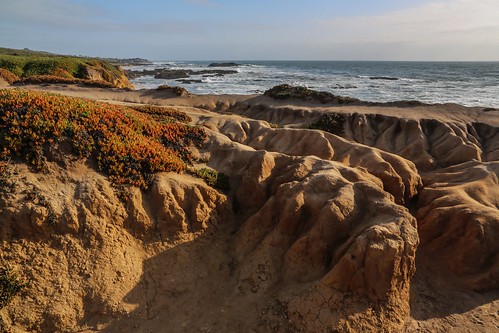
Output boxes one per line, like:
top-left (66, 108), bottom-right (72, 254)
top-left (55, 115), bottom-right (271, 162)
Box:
top-left (0, 84), bottom-right (497, 332)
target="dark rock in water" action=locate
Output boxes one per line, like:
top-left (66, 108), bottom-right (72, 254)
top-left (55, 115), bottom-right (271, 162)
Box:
top-left (176, 79), bottom-right (203, 84)
top-left (126, 69), bottom-right (163, 79)
top-left (264, 84), bottom-right (359, 105)
top-left (196, 69), bottom-right (238, 75)
top-left (154, 70), bottom-right (191, 79)
top-left (126, 68), bottom-right (237, 80)
top-left (369, 76), bottom-right (399, 81)
top-left (208, 62), bottom-right (240, 67)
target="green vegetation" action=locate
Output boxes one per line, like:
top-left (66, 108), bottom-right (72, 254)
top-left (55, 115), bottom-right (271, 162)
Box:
top-left (0, 266), bottom-right (25, 309)
top-left (0, 47), bottom-right (55, 57)
top-left (0, 47), bottom-right (132, 89)
top-left (307, 113), bottom-right (345, 135)
top-left (0, 89), bottom-right (206, 188)
top-left (191, 167), bottom-right (230, 190)
top-left (16, 75), bottom-right (120, 88)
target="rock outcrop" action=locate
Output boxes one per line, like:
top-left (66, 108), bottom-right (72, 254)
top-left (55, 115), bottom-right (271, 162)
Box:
top-left (204, 132), bottom-right (418, 331)
top-left (0, 162), bottom-right (231, 332)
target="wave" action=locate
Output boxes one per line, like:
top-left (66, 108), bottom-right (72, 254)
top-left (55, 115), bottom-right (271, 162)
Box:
top-left (127, 61), bottom-right (499, 107)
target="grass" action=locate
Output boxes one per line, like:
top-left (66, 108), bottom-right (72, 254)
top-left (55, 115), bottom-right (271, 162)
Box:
top-left (0, 48), bottom-right (132, 89)
top-left (0, 89), bottom-right (206, 188)
top-left (0, 266), bottom-right (25, 309)
top-left (0, 47), bottom-right (55, 57)
top-left (0, 54), bottom-right (86, 78)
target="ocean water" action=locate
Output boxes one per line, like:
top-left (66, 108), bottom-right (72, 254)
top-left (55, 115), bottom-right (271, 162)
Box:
top-left (124, 61), bottom-right (499, 108)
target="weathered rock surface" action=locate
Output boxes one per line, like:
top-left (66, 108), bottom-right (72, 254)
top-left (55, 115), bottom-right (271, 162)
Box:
top-left (204, 132), bottom-right (418, 332)
top-left (198, 114), bottom-right (422, 205)
top-left (0, 162), bottom-right (232, 332)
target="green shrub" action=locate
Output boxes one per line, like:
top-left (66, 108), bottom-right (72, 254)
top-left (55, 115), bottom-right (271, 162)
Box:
top-left (0, 56), bottom-right (24, 76)
top-left (191, 167), bottom-right (230, 190)
top-left (307, 113), bottom-right (345, 135)
top-left (0, 266), bottom-right (25, 309)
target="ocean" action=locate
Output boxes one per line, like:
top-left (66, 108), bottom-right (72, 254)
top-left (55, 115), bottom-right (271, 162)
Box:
top-left (124, 61), bottom-right (499, 108)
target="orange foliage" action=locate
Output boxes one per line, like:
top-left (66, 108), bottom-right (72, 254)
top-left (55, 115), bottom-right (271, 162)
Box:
top-left (0, 89), bottom-right (206, 188)
top-left (0, 69), bottom-right (19, 84)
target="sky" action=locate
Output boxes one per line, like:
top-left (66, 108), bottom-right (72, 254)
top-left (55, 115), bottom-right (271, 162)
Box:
top-left (1, 0), bottom-right (499, 61)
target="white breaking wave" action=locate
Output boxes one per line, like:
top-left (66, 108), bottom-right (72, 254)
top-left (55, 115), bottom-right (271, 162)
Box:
top-left (126, 60), bottom-right (499, 108)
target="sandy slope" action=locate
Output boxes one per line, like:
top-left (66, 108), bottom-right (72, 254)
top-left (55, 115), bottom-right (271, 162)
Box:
top-left (0, 84), bottom-right (497, 332)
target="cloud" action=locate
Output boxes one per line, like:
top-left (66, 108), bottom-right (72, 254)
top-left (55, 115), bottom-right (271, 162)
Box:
top-left (317, 0), bottom-right (499, 51)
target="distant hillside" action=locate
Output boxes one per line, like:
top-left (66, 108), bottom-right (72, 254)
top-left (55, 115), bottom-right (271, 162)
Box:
top-left (0, 47), bottom-right (57, 57)
top-left (0, 47), bottom-right (134, 89)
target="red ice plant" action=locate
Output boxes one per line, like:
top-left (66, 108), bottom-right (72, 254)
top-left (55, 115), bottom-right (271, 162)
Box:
top-left (0, 89), bottom-right (206, 188)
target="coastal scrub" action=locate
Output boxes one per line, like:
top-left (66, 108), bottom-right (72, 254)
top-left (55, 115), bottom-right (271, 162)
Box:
top-left (0, 89), bottom-right (206, 188)
top-left (0, 52), bottom-right (133, 89)
top-left (307, 113), bottom-right (345, 135)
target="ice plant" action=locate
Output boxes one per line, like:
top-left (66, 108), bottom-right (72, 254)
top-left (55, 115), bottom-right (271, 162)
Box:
top-left (0, 89), bottom-right (206, 188)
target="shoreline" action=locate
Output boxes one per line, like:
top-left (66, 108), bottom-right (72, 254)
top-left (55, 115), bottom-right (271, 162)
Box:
top-left (3, 82), bottom-right (498, 127)
top-left (125, 60), bottom-right (499, 109)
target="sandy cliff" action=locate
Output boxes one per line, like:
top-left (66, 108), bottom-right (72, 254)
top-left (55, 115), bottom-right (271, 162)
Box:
top-left (0, 85), bottom-right (497, 332)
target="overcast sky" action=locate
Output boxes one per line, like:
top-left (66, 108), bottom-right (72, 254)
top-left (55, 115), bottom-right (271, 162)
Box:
top-left (1, 0), bottom-right (498, 60)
